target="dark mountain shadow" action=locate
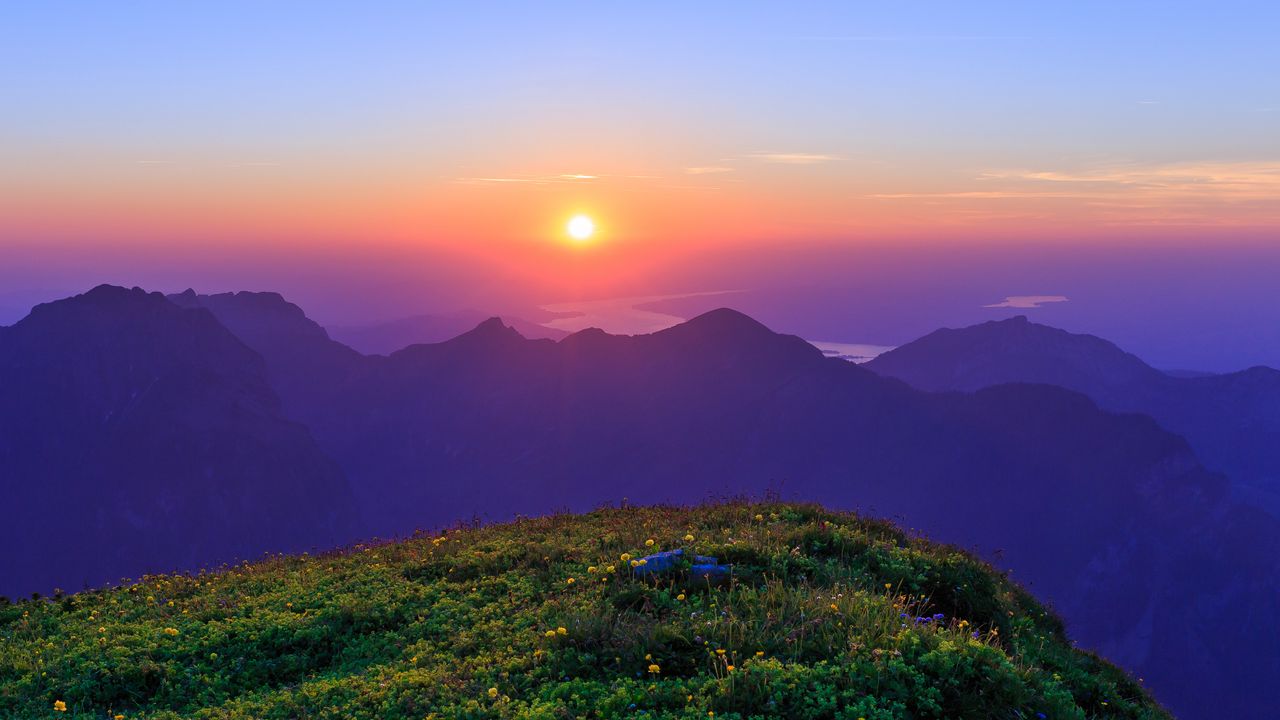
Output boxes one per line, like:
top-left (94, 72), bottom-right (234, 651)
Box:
top-left (327, 311), bottom-right (568, 355)
top-left (865, 315), bottom-right (1280, 516)
top-left (185, 291), bottom-right (1278, 720)
top-left (7, 289), bottom-right (1279, 718)
top-left (0, 286), bottom-right (356, 598)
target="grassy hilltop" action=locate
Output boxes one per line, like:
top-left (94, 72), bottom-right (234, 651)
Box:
top-left (0, 503), bottom-right (1167, 719)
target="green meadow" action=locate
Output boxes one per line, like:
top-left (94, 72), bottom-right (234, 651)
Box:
top-left (1, 503), bottom-right (1166, 719)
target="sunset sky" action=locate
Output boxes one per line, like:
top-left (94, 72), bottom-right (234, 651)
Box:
top-left (2, 2), bottom-right (1278, 367)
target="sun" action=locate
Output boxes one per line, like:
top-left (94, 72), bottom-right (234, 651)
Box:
top-left (566, 214), bottom-right (595, 242)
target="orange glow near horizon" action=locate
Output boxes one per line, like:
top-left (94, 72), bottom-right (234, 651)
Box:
top-left (4, 149), bottom-right (1279, 304)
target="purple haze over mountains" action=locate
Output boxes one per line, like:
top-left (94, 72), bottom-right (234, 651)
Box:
top-left (3, 241), bottom-right (1279, 373)
top-left (2, 284), bottom-right (1279, 718)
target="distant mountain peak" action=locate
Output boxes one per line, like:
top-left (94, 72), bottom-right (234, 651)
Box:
top-left (171, 289), bottom-right (300, 315)
top-left (23, 284), bottom-right (184, 329)
top-left (563, 326), bottom-right (609, 340)
top-left (648, 307), bottom-right (825, 367)
top-left (867, 314), bottom-right (1164, 393)
top-left (167, 289), bottom-right (332, 342)
top-left (448, 316), bottom-right (526, 345)
top-left (76, 284), bottom-right (165, 307)
top-left (659, 307), bottom-right (777, 342)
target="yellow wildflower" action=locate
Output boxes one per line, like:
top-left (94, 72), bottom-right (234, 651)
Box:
top-left (754, 514), bottom-right (764, 522)
top-left (587, 566), bottom-right (598, 573)
top-left (726, 664), bottom-right (735, 672)
top-left (676, 593), bottom-right (686, 601)
top-left (884, 583), bottom-right (892, 589)
top-left (566, 577), bottom-right (575, 585)
top-left (715, 648), bottom-right (725, 655)
top-left (162, 627), bottom-right (179, 636)
top-left (54, 700), bottom-right (67, 712)
top-left (487, 687), bottom-right (499, 698)
top-left (556, 626), bottom-right (567, 635)
top-left (620, 553), bottom-right (632, 562)
top-left (605, 565), bottom-right (615, 573)
top-left (648, 663), bottom-right (661, 674)
top-left (829, 603), bottom-right (839, 611)
top-left (544, 630), bottom-right (557, 638)
top-left (755, 651), bottom-right (764, 657)
top-left (684, 534), bottom-right (695, 542)
top-left (645, 539), bottom-right (655, 547)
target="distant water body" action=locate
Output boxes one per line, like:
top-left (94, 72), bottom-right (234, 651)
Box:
top-left (539, 293), bottom-right (894, 363)
top-left (540, 292), bottom-right (731, 335)
top-left (808, 341), bottom-right (896, 363)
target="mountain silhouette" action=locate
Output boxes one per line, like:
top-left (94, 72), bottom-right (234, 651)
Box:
top-left (865, 315), bottom-right (1280, 515)
top-left (328, 310), bottom-right (568, 355)
top-left (202, 297), bottom-right (1275, 719)
top-left (0, 286), bottom-right (355, 598)
top-left (4, 289), bottom-right (1278, 718)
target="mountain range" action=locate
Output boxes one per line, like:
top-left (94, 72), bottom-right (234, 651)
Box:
top-left (2, 286), bottom-right (1277, 718)
top-left (865, 315), bottom-right (1280, 516)
top-left (327, 310), bottom-right (569, 355)
top-left (0, 286), bottom-right (354, 598)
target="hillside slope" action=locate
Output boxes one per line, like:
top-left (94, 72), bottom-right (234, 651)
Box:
top-left (0, 286), bottom-right (355, 597)
top-left (864, 315), bottom-right (1280, 513)
top-left (131, 291), bottom-right (1280, 718)
top-left (327, 310), bottom-right (569, 355)
top-left (0, 503), bottom-right (1167, 719)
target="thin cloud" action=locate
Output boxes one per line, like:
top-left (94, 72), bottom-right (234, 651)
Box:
top-left (746, 152), bottom-right (835, 165)
top-left (992, 162), bottom-right (1280, 201)
top-left (878, 161), bottom-right (1280, 203)
top-left (453, 173), bottom-right (599, 185)
top-left (684, 166), bottom-right (734, 175)
top-left (659, 184), bottom-right (725, 191)
top-left (869, 160), bottom-right (1280, 227)
top-left (984, 295), bottom-right (1069, 309)
top-left (868, 191), bottom-right (1079, 199)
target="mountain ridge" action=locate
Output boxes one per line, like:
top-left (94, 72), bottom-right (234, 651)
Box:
top-left (4, 286), bottom-right (1278, 717)
top-left (865, 313), bottom-right (1280, 517)
top-left (1, 285), bottom-right (356, 598)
